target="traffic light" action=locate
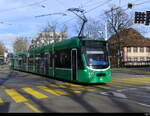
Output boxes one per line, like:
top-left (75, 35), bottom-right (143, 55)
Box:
top-left (128, 3), bottom-right (135, 9)
top-left (134, 12), bottom-right (146, 24)
top-left (145, 11), bottom-right (150, 25)
top-left (134, 11), bottom-right (150, 26)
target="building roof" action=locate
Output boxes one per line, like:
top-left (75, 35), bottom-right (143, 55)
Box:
top-left (108, 28), bottom-right (150, 47)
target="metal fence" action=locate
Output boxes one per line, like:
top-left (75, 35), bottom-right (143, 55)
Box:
top-left (123, 61), bottom-right (150, 67)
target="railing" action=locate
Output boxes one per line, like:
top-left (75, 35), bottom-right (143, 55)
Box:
top-left (123, 61), bottom-right (150, 67)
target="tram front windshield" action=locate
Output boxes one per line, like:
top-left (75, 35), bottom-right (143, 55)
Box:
top-left (84, 47), bottom-right (109, 69)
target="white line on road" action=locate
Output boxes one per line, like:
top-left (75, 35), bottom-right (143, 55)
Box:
top-left (116, 88), bottom-right (137, 92)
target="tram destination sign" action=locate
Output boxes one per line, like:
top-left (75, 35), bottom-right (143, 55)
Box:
top-left (134, 11), bottom-right (150, 25)
top-left (82, 40), bottom-right (106, 47)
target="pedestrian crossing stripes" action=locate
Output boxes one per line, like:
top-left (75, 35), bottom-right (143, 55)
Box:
top-left (63, 83), bottom-right (95, 91)
top-left (112, 77), bottom-right (150, 85)
top-left (24, 102), bottom-right (41, 113)
top-left (107, 82), bottom-right (135, 88)
top-left (5, 89), bottom-right (28, 103)
top-left (50, 84), bottom-right (81, 93)
top-left (0, 77), bottom-right (150, 105)
top-left (22, 88), bottom-right (48, 99)
top-left (0, 98), bottom-right (4, 104)
top-left (37, 86), bottom-right (67, 96)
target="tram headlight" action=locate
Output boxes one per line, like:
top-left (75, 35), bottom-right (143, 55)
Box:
top-left (100, 78), bottom-right (103, 81)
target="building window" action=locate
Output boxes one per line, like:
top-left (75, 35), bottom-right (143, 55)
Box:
top-left (140, 57), bottom-right (144, 61)
top-left (127, 57), bottom-right (132, 61)
top-left (133, 47), bottom-right (138, 52)
top-left (147, 57), bottom-right (150, 61)
top-left (140, 47), bottom-right (144, 52)
top-left (146, 47), bottom-right (150, 52)
top-left (127, 47), bottom-right (131, 52)
top-left (133, 57), bottom-right (138, 61)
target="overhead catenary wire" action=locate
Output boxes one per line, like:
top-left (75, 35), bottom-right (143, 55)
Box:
top-left (0, 0), bottom-right (47, 14)
top-left (1, 0), bottom-right (150, 29)
top-left (133, 0), bottom-right (150, 6)
top-left (59, 0), bottom-right (113, 26)
top-left (0, 0), bottom-right (116, 26)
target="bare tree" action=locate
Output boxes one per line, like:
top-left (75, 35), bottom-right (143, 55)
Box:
top-left (13, 37), bottom-right (29, 53)
top-left (45, 22), bottom-right (58, 43)
top-left (106, 7), bottom-right (133, 35)
top-left (105, 6), bottom-right (133, 67)
top-left (0, 42), bottom-right (7, 55)
top-left (60, 24), bottom-right (68, 40)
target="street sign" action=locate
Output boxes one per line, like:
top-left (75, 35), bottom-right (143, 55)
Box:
top-left (134, 11), bottom-right (150, 25)
top-left (145, 11), bottom-right (150, 25)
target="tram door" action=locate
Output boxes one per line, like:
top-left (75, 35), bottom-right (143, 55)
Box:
top-left (71, 49), bottom-right (77, 80)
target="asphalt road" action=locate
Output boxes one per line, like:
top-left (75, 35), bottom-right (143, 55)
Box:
top-left (0, 65), bottom-right (150, 113)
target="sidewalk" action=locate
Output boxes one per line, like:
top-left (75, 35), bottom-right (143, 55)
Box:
top-left (112, 67), bottom-right (150, 75)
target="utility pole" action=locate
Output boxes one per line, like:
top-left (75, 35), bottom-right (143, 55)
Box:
top-left (105, 21), bottom-right (108, 41)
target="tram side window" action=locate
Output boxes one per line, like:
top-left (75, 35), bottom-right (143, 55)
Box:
top-left (29, 55), bottom-right (34, 66)
top-left (49, 53), bottom-right (52, 67)
top-left (44, 52), bottom-right (52, 67)
top-left (15, 57), bottom-right (18, 66)
top-left (35, 54), bottom-right (41, 66)
top-left (44, 53), bottom-right (49, 66)
top-left (23, 56), bottom-right (26, 64)
top-left (18, 56), bottom-right (22, 66)
top-left (55, 49), bottom-right (71, 68)
top-left (40, 53), bottom-right (45, 68)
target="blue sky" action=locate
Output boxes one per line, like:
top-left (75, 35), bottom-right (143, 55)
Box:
top-left (0, 0), bottom-right (150, 52)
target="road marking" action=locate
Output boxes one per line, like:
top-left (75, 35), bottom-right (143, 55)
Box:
top-left (107, 84), bottom-right (123, 88)
top-left (116, 79), bottom-right (150, 85)
top-left (64, 83), bottom-right (95, 91)
top-left (24, 102), bottom-right (41, 113)
top-left (112, 77), bottom-right (150, 86)
top-left (0, 98), bottom-right (4, 104)
top-left (37, 86), bottom-right (67, 96)
top-left (22, 88), bottom-right (48, 99)
top-left (137, 102), bottom-right (150, 108)
top-left (112, 80), bottom-right (140, 85)
top-left (5, 89), bottom-right (28, 103)
top-left (113, 77), bottom-right (150, 82)
top-left (116, 88), bottom-right (137, 92)
top-left (50, 84), bottom-right (81, 93)
top-left (93, 85), bottom-right (111, 89)
top-left (108, 82), bottom-right (136, 88)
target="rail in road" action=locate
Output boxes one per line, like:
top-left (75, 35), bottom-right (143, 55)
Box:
top-left (0, 77), bottom-right (150, 112)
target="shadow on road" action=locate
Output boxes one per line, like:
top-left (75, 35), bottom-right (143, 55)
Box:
top-left (0, 102), bottom-right (10, 113)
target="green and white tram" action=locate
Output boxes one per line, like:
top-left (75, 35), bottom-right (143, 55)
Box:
top-left (11, 37), bottom-right (111, 84)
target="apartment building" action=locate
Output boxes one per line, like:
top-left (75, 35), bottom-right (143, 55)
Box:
top-left (108, 28), bottom-right (150, 67)
top-left (123, 46), bottom-right (150, 62)
top-left (30, 31), bottom-right (67, 49)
